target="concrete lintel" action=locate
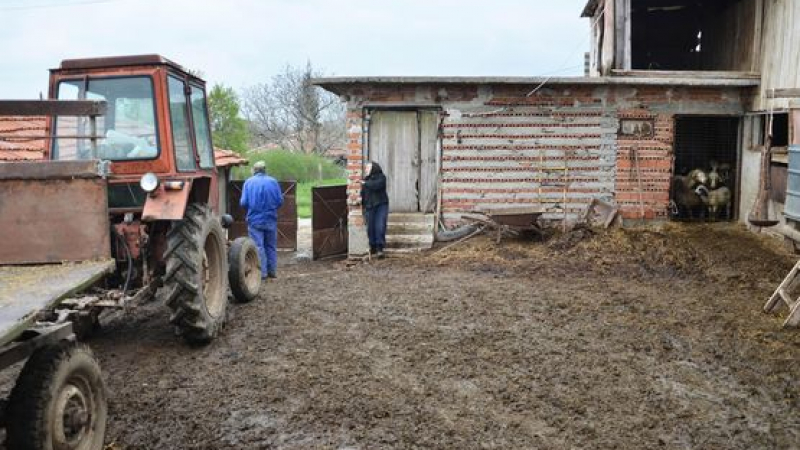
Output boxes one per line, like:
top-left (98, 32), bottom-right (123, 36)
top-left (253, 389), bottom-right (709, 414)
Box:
top-left (313, 75), bottom-right (760, 95)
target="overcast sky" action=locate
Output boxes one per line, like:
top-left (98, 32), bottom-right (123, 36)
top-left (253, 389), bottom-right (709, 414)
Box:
top-left (0, 0), bottom-right (590, 98)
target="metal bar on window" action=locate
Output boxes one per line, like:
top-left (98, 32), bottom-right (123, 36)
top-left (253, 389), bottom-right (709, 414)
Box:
top-left (0, 100), bottom-right (106, 117)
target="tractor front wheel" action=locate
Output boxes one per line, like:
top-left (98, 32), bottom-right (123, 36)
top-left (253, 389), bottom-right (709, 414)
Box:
top-left (163, 203), bottom-right (229, 344)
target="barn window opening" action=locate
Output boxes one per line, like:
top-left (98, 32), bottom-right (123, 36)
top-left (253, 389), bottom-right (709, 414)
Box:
top-left (772, 113), bottom-right (789, 148)
top-left (632, 0), bottom-right (756, 71)
top-left (671, 116), bottom-right (740, 221)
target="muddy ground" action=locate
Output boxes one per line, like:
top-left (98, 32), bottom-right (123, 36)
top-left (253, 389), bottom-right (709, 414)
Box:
top-left (5, 223), bottom-right (800, 449)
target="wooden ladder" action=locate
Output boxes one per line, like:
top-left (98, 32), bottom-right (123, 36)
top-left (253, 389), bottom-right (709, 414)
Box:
top-left (764, 260), bottom-right (800, 327)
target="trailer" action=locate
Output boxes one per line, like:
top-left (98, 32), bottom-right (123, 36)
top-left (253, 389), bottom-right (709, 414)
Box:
top-left (0, 263), bottom-right (109, 450)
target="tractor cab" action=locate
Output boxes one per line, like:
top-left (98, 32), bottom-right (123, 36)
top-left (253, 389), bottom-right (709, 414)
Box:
top-left (47, 55), bottom-right (221, 218)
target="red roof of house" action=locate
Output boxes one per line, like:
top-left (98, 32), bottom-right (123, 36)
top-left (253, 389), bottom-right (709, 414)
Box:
top-left (0, 116), bottom-right (248, 168)
top-left (213, 148), bottom-right (248, 168)
top-left (0, 116), bottom-right (47, 161)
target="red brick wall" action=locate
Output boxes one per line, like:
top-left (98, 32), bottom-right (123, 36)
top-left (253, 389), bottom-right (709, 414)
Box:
top-left (340, 83), bottom-right (746, 226)
top-left (615, 110), bottom-right (674, 220)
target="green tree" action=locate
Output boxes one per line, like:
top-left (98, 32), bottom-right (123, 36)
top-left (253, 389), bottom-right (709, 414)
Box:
top-left (208, 84), bottom-right (249, 153)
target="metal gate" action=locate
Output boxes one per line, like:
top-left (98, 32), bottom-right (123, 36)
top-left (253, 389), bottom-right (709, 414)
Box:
top-left (228, 180), bottom-right (297, 251)
top-left (312, 185), bottom-right (348, 259)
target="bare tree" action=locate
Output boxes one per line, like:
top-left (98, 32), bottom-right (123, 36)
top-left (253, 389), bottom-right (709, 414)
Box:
top-left (242, 62), bottom-right (345, 154)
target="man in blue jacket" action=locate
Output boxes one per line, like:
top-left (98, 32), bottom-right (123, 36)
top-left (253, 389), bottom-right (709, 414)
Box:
top-left (240, 161), bottom-right (284, 279)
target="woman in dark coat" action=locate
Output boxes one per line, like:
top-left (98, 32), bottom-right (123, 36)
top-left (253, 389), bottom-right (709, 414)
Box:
top-left (361, 161), bottom-right (389, 258)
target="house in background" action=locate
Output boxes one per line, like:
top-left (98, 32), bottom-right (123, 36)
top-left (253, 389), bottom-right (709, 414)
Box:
top-left (315, 0), bottom-right (800, 256)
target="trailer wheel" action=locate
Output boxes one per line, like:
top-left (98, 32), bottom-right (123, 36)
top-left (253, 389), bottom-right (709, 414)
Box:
top-left (228, 237), bottom-right (262, 303)
top-left (6, 342), bottom-right (107, 450)
top-left (163, 203), bottom-right (229, 344)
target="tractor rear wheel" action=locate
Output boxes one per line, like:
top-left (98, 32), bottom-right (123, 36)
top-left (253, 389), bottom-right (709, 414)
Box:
top-left (228, 237), bottom-right (262, 303)
top-left (163, 203), bottom-right (229, 344)
top-left (5, 342), bottom-right (107, 450)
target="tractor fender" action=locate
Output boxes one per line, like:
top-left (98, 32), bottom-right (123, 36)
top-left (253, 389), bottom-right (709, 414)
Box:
top-left (142, 180), bottom-right (193, 221)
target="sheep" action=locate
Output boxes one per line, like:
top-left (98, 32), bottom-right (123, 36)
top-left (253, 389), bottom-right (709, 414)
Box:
top-left (708, 168), bottom-right (724, 190)
top-left (709, 161), bottom-right (732, 188)
top-left (670, 169), bottom-right (708, 219)
top-left (695, 185), bottom-right (732, 221)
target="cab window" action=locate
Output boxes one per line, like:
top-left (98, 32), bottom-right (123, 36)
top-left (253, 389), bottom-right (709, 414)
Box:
top-left (167, 75), bottom-right (196, 171)
top-left (190, 85), bottom-right (215, 169)
top-left (53, 76), bottom-right (159, 161)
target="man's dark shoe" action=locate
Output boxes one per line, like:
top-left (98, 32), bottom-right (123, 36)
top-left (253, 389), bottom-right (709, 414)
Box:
top-left (369, 246), bottom-right (377, 255)
top-left (267, 272), bottom-right (277, 279)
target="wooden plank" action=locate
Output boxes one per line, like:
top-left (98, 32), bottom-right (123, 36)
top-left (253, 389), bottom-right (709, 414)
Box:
top-left (0, 260), bottom-right (114, 348)
top-left (751, 0), bottom-right (764, 73)
top-left (610, 70), bottom-right (761, 79)
top-left (793, 110), bottom-right (800, 146)
top-left (419, 110), bottom-right (439, 213)
top-left (766, 89), bottom-right (800, 99)
top-left (614, 0), bottom-right (630, 70)
top-left (0, 100), bottom-right (106, 117)
top-left (0, 160), bottom-right (102, 180)
top-left (601, 0), bottom-right (615, 75)
top-left (784, 300), bottom-right (800, 328)
top-left (764, 262), bottom-right (800, 313)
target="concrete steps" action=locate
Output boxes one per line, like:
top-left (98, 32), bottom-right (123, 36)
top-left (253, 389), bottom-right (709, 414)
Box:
top-left (385, 213), bottom-right (435, 251)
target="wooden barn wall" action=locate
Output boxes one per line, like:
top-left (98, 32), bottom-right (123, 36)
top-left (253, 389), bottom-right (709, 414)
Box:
top-left (702, 0), bottom-right (761, 72)
top-left (341, 83), bottom-right (747, 228)
top-left (758, 0), bottom-right (800, 111)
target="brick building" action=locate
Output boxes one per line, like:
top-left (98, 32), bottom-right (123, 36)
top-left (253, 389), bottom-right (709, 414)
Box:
top-left (315, 0), bottom-right (800, 256)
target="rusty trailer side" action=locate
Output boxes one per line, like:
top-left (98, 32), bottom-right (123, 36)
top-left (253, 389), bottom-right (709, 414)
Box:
top-left (0, 160), bottom-right (111, 265)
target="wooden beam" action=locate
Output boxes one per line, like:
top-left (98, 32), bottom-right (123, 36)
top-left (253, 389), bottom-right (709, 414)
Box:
top-left (614, 0), bottom-right (630, 70)
top-left (0, 100), bottom-right (107, 117)
top-left (766, 89), bottom-right (800, 99)
top-left (601, 0), bottom-right (615, 75)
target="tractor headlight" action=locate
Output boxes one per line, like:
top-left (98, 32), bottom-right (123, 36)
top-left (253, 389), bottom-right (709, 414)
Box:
top-left (140, 172), bottom-right (159, 193)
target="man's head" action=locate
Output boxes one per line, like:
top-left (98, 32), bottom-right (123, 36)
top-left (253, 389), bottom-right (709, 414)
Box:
top-left (253, 160), bottom-right (266, 174)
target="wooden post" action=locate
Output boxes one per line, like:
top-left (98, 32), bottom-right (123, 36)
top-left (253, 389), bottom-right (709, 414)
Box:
top-left (601, 0), bottom-right (616, 75)
top-left (615, 0), bottom-right (631, 70)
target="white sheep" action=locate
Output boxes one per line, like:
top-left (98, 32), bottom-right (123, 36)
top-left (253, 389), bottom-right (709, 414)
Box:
top-left (695, 185), bottom-right (732, 221)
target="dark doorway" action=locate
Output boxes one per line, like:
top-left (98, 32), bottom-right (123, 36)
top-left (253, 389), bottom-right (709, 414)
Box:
top-left (672, 116), bottom-right (740, 221)
top-left (631, 0), bottom-right (755, 71)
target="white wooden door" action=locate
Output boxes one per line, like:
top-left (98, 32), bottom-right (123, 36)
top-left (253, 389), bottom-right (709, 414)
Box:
top-left (369, 111), bottom-right (420, 212)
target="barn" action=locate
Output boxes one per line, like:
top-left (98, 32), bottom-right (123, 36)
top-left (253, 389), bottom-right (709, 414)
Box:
top-left (314, 0), bottom-right (800, 256)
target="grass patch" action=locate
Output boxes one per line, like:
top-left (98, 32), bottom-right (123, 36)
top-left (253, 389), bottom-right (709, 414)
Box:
top-left (297, 179), bottom-right (348, 219)
top-left (233, 149), bottom-right (344, 183)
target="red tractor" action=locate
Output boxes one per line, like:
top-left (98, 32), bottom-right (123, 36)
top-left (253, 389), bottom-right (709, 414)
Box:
top-left (0, 54), bottom-right (267, 450)
top-left (2, 54), bottom-right (263, 345)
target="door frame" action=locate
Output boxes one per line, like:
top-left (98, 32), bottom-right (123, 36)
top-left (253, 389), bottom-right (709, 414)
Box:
top-left (363, 106), bottom-right (442, 213)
